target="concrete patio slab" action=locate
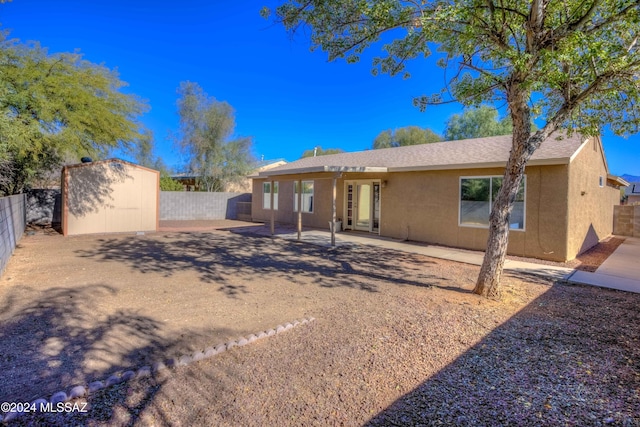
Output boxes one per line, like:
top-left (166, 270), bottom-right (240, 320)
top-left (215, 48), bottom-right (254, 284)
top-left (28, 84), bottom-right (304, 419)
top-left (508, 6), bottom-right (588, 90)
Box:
top-left (567, 237), bottom-right (640, 294)
top-left (568, 270), bottom-right (640, 293)
top-left (594, 237), bottom-right (640, 278)
top-left (239, 226), bottom-right (575, 282)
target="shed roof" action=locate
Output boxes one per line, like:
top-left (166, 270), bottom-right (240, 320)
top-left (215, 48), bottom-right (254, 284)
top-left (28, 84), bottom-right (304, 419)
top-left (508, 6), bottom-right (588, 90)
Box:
top-left (63, 158), bottom-right (159, 174)
top-left (259, 133), bottom-right (588, 177)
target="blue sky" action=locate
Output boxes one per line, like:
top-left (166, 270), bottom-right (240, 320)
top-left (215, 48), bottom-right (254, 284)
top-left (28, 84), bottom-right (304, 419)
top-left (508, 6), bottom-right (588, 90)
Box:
top-left (1, 1), bottom-right (639, 176)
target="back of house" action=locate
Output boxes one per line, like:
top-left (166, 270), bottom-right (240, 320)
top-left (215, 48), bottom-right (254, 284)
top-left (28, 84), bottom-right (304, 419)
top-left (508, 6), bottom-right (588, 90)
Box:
top-left (252, 134), bottom-right (625, 262)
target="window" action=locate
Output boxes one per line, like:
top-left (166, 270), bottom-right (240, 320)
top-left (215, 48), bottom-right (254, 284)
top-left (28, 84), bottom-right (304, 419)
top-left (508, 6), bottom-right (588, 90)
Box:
top-left (262, 181), bottom-right (278, 210)
top-left (460, 176), bottom-right (525, 230)
top-left (599, 176), bottom-right (604, 187)
top-left (294, 181), bottom-right (314, 213)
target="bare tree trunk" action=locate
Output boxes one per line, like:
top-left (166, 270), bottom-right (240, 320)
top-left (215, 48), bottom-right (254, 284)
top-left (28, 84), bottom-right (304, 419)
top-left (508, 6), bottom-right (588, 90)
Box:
top-left (474, 88), bottom-right (537, 298)
top-left (473, 158), bottom-right (526, 298)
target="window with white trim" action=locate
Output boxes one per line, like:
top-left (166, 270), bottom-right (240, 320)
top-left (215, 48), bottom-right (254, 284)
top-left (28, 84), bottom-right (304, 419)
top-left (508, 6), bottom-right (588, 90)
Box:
top-left (294, 181), bottom-right (314, 213)
top-left (262, 181), bottom-right (278, 210)
top-left (459, 176), bottom-right (525, 230)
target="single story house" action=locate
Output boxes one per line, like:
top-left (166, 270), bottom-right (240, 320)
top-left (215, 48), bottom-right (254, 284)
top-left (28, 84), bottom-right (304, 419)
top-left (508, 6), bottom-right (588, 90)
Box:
top-left (624, 182), bottom-right (640, 205)
top-left (252, 133), bottom-right (627, 262)
top-left (62, 159), bottom-right (159, 236)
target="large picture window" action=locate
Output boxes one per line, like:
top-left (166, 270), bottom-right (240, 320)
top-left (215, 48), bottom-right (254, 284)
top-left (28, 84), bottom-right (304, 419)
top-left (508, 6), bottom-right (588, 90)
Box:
top-left (294, 181), bottom-right (314, 213)
top-left (262, 181), bottom-right (278, 210)
top-left (459, 176), bottom-right (525, 230)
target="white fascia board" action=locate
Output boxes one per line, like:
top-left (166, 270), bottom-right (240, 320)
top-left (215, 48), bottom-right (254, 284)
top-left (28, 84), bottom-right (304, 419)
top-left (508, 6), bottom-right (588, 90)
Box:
top-left (388, 158), bottom-right (570, 173)
top-left (608, 174), bottom-right (630, 187)
top-left (258, 165), bottom-right (388, 177)
top-left (568, 138), bottom-right (590, 164)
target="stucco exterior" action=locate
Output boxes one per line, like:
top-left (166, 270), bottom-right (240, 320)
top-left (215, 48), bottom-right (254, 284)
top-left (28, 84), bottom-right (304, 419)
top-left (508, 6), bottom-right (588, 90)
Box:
top-left (566, 137), bottom-right (621, 258)
top-left (62, 159), bottom-right (159, 236)
top-left (252, 135), bottom-right (624, 262)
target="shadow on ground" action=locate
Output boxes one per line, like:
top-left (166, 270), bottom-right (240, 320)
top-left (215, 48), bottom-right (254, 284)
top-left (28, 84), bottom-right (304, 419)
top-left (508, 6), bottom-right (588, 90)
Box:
top-left (366, 284), bottom-right (640, 426)
top-left (76, 231), bottom-right (459, 297)
top-left (0, 283), bottom-right (236, 424)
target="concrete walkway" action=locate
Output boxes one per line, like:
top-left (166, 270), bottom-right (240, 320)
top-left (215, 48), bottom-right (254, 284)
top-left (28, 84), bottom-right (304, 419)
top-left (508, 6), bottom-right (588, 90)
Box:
top-left (235, 225), bottom-right (640, 293)
top-left (239, 226), bottom-right (574, 281)
top-left (567, 237), bottom-right (640, 293)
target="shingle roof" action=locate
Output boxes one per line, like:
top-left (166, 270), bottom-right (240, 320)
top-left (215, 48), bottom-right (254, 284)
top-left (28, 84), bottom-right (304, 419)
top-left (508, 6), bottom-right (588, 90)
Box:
top-left (260, 133), bottom-right (587, 176)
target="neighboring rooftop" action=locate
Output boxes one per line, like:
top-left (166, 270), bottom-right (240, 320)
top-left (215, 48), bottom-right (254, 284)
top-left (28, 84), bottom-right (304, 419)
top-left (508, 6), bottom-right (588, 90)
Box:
top-left (625, 182), bottom-right (640, 197)
top-left (255, 158), bottom-right (287, 169)
top-left (259, 133), bottom-right (588, 176)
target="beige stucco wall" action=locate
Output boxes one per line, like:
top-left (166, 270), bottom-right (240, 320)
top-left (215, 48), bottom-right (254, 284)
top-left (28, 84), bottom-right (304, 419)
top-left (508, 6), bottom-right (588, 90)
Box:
top-left (378, 166), bottom-right (570, 261)
top-left (566, 137), bottom-right (620, 259)
top-left (252, 175), bottom-right (346, 229)
top-left (63, 160), bottom-right (159, 236)
top-left (253, 166), bottom-right (573, 261)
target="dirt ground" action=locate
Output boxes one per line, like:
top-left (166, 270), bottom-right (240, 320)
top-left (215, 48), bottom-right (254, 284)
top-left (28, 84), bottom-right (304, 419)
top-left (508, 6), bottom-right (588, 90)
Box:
top-left (1, 224), bottom-right (638, 426)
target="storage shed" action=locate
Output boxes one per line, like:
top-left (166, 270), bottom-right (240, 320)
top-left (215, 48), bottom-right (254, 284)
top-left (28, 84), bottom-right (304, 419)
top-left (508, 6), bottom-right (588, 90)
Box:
top-left (61, 159), bottom-right (159, 236)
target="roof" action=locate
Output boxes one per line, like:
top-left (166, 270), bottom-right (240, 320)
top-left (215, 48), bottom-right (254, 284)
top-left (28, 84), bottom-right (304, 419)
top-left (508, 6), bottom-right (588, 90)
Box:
top-left (259, 133), bottom-right (588, 177)
top-left (63, 158), bottom-right (159, 174)
top-left (624, 182), bottom-right (640, 196)
top-left (255, 158), bottom-right (287, 169)
top-left (608, 175), bottom-right (630, 187)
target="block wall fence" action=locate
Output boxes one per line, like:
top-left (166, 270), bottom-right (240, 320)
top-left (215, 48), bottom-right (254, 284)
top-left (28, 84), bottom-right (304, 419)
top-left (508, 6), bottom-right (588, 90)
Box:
top-left (0, 194), bottom-right (26, 275)
top-left (159, 192), bottom-right (251, 220)
top-left (613, 205), bottom-right (640, 237)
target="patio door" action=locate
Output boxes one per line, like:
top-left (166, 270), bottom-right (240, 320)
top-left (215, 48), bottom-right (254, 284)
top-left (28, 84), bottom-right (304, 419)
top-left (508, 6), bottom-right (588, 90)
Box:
top-left (345, 181), bottom-right (380, 233)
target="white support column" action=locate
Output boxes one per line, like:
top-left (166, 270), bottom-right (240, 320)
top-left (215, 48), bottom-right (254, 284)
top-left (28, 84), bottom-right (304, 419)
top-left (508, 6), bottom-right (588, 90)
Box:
top-left (297, 179), bottom-right (302, 241)
top-left (331, 177), bottom-right (337, 247)
top-left (270, 179), bottom-right (275, 235)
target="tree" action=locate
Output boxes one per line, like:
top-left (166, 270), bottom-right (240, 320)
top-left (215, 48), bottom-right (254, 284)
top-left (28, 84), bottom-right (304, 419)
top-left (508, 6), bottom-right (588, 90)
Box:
top-left (130, 129), bottom-right (184, 191)
top-left (0, 36), bottom-right (146, 195)
top-left (176, 81), bottom-right (254, 192)
top-left (444, 106), bottom-right (512, 140)
top-left (373, 126), bottom-right (441, 149)
top-left (265, 0), bottom-right (640, 298)
top-left (160, 175), bottom-right (184, 191)
top-left (131, 128), bottom-right (170, 173)
top-left (300, 146), bottom-right (345, 158)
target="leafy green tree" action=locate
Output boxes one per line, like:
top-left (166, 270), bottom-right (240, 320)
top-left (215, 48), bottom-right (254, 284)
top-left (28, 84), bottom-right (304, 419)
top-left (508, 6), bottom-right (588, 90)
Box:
top-left (444, 106), bottom-right (512, 141)
top-left (130, 129), bottom-right (183, 192)
top-left (131, 129), bottom-right (170, 173)
top-left (373, 126), bottom-right (441, 149)
top-left (265, 0), bottom-right (640, 298)
top-left (159, 174), bottom-right (184, 191)
top-left (300, 146), bottom-right (345, 158)
top-left (0, 36), bottom-right (146, 195)
top-left (176, 81), bottom-right (254, 192)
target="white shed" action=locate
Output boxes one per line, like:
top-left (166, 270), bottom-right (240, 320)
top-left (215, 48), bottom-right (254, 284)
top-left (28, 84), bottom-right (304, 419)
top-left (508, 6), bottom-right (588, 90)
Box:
top-left (61, 159), bottom-right (159, 236)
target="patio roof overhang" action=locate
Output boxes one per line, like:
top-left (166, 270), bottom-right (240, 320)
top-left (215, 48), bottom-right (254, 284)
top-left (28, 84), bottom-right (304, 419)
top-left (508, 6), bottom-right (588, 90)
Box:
top-left (607, 174), bottom-right (630, 187)
top-left (257, 158), bottom-right (573, 178)
top-left (258, 165), bottom-right (388, 178)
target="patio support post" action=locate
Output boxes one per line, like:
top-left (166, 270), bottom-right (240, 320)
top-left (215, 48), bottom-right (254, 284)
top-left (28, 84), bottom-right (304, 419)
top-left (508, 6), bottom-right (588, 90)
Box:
top-left (270, 179), bottom-right (275, 235)
top-left (297, 179), bottom-right (302, 241)
top-left (331, 176), bottom-right (337, 247)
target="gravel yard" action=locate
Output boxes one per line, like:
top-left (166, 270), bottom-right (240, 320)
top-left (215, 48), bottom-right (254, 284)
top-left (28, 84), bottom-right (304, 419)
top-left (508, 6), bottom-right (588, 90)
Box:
top-left (1, 226), bottom-right (638, 426)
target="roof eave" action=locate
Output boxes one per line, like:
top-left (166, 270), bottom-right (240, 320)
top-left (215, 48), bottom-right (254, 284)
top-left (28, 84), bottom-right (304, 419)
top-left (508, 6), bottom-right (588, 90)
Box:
top-left (607, 174), bottom-right (630, 187)
top-left (258, 165), bottom-right (388, 177)
top-left (388, 158), bottom-right (571, 173)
